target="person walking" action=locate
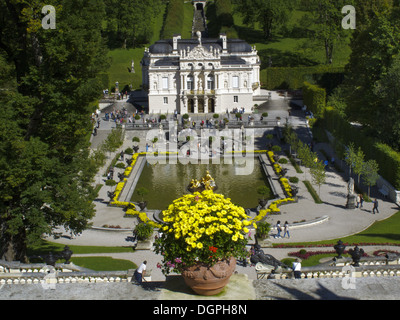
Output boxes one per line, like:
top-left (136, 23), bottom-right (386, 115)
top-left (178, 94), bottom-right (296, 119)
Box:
top-left (372, 199), bottom-right (379, 214)
top-left (283, 221), bottom-right (290, 238)
top-left (356, 194), bottom-right (360, 208)
top-left (134, 260), bottom-right (147, 284)
top-left (274, 221), bottom-right (282, 239)
top-left (359, 194), bottom-right (364, 208)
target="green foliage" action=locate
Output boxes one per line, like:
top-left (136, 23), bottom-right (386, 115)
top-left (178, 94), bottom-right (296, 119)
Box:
top-left (104, 0), bottom-right (162, 48)
top-left (101, 127), bottom-right (125, 154)
top-left (261, 66), bottom-right (344, 90)
top-left (105, 179), bottom-right (117, 187)
top-left (322, 108), bottom-right (400, 189)
top-left (70, 256), bottom-right (137, 271)
top-left (305, 0), bottom-right (354, 64)
top-left (214, 0), bottom-right (238, 38)
top-left (256, 221), bottom-right (271, 240)
top-left (132, 136), bottom-right (140, 144)
top-left (134, 222), bottom-right (154, 241)
top-left (271, 145), bottom-right (281, 153)
top-left (161, 0), bottom-right (185, 39)
top-left (136, 187), bottom-right (149, 201)
top-left (289, 176), bottom-right (299, 184)
top-left (235, 0), bottom-right (293, 40)
top-left (362, 160), bottom-right (380, 197)
top-left (303, 82), bottom-right (326, 117)
top-left (115, 162), bottom-right (126, 169)
top-left (310, 159), bottom-right (326, 197)
top-left (257, 186), bottom-right (271, 200)
top-left (0, 0), bottom-right (109, 261)
top-left (344, 9), bottom-right (400, 149)
top-left (303, 181), bottom-right (323, 204)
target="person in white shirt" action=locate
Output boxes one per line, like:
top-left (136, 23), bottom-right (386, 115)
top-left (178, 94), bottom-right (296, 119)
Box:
top-left (135, 261), bottom-right (147, 284)
top-left (292, 259), bottom-right (301, 279)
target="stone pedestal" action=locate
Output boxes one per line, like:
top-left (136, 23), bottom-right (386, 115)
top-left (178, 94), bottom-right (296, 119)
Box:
top-left (135, 232), bottom-right (155, 250)
top-left (256, 236), bottom-right (273, 248)
top-left (346, 194), bottom-right (357, 209)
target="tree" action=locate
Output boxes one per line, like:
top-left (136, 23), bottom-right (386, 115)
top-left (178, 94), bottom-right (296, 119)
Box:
top-left (371, 55), bottom-right (400, 150)
top-left (353, 147), bottom-right (365, 185)
top-left (310, 159), bottom-right (326, 197)
top-left (302, 0), bottom-right (354, 64)
top-left (361, 160), bottom-right (380, 197)
top-left (104, 0), bottom-right (161, 48)
top-left (235, 0), bottom-right (293, 40)
top-left (0, 0), bottom-right (109, 262)
top-left (344, 143), bottom-right (357, 177)
top-left (343, 8), bottom-right (400, 148)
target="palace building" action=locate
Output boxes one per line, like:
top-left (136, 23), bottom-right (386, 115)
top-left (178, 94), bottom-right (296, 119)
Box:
top-left (140, 31), bottom-right (262, 114)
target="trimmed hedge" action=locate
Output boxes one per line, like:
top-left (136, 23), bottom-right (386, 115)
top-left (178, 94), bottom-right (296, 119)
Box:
top-left (161, 0), bottom-right (185, 39)
top-left (261, 66), bottom-right (344, 90)
top-left (321, 107), bottom-right (400, 190)
top-left (303, 82), bottom-right (326, 117)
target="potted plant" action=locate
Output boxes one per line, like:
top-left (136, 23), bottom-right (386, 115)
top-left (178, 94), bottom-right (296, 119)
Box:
top-left (154, 190), bottom-right (254, 296)
top-left (255, 221), bottom-right (272, 248)
top-left (136, 187), bottom-right (149, 211)
top-left (134, 222), bottom-right (155, 250)
top-left (132, 136), bottom-right (140, 153)
top-left (257, 186), bottom-right (271, 208)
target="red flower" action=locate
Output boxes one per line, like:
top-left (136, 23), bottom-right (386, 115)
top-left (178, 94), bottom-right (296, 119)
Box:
top-left (208, 246), bottom-right (218, 253)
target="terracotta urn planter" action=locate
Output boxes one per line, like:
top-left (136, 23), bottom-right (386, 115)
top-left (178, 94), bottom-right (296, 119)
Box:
top-left (181, 257), bottom-right (236, 296)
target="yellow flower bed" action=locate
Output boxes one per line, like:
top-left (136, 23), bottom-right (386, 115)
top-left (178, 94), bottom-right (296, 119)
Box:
top-left (253, 149), bottom-right (296, 221)
top-left (108, 153), bottom-right (162, 227)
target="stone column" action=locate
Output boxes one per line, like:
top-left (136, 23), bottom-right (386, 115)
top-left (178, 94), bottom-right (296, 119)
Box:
top-left (194, 96), bottom-right (198, 114)
top-left (204, 96), bottom-right (209, 113)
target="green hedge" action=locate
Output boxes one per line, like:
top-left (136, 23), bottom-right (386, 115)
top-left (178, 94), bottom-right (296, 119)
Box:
top-left (261, 66), bottom-right (344, 90)
top-left (303, 82), bottom-right (326, 117)
top-left (161, 0), bottom-right (185, 39)
top-left (322, 108), bottom-right (400, 190)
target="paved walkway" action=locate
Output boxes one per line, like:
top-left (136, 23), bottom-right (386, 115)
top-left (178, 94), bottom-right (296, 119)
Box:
top-left (45, 95), bottom-right (400, 282)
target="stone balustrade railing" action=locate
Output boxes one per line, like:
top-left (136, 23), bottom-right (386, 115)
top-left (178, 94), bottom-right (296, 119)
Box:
top-left (0, 260), bottom-right (135, 285)
top-left (256, 256), bottom-right (400, 280)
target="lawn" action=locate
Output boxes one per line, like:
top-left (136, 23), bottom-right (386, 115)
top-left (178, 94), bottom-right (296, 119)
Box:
top-left (70, 256), bottom-right (137, 271)
top-left (274, 210), bottom-right (400, 248)
top-left (232, 7), bottom-right (352, 68)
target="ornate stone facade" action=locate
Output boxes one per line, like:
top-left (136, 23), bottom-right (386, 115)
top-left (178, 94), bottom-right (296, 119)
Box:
top-left (141, 33), bottom-right (261, 114)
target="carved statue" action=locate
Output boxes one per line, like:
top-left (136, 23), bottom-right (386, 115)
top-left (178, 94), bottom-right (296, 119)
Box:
top-left (250, 244), bottom-right (289, 269)
top-left (188, 171), bottom-right (217, 193)
top-left (347, 177), bottom-right (354, 195)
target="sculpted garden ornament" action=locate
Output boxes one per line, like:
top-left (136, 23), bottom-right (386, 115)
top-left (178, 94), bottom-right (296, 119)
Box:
top-left (334, 240), bottom-right (346, 259)
top-left (154, 189), bottom-right (254, 295)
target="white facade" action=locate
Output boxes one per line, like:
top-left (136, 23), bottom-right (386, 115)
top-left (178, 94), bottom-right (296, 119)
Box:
top-left (141, 33), bottom-right (261, 114)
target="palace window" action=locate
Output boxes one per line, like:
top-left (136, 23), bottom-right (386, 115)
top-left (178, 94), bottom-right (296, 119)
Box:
top-left (232, 76), bottom-right (239, 88)
top-left (187, 76), bottom-right (194, 90)
top-left (234, 96), bottom-right (238, 103)
top-left (162, 77), bottom-right (169, 90)
top-left (207, 75), bottom-right (214, 90)
top-left (163, 97), bottom-right (168, 104)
